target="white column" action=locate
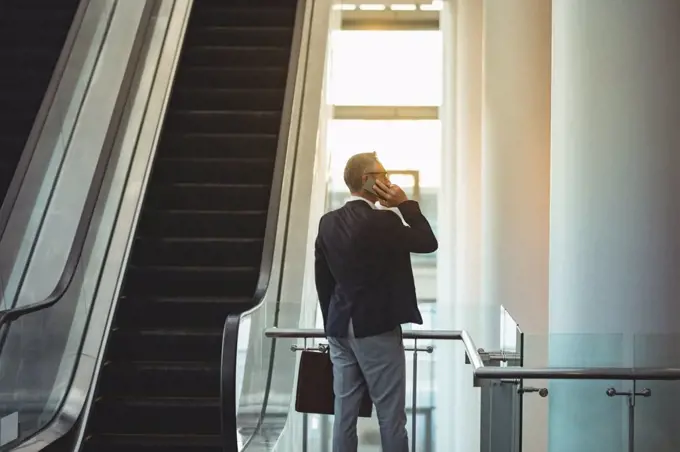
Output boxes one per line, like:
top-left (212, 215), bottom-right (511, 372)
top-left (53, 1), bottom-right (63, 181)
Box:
top-left (549, 1), bottom-right (680, 451)
top-left (482, 1), bottom-right (551, 452)
top-left (481, 0), bottom-right (551, 336)
top-left (437, 0), bottom-right (484, 451)
top-left (434, 1), bottom-right (458, 449)
top-left (455, 0), bottom-right (483, 316)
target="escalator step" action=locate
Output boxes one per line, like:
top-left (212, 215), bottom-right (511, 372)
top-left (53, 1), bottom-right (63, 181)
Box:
top-left (107, 329), bottom-right (222, 362)
top-left (99, 361), bottom-right (220, 399)
top-left (163, 110), bottom-right (282, 134)
top-left (0, 68), bottom-right (53, 87)
top-left (114, 296), bottom-right (252, 330)
top-left (185, 26), bottom-right (294, 47)
top-left (0, 47), bottom-right (66, 68)
top-left (174, 67), bottom-right (288, 89)
top-left (83, 434), bottom-right (222, 452)
top-left (144, 183), bottom-right (271, 210)
top-left (172, 88), bottom-right (285, 111)
top-left (131, 237), bottom-right (263, 267)
top-left (151, 157), bottom-right (274, 184)
top-left (136, 210), bottom-right (267, 238)
top-left (190, 7), bottom-right (296, 28)
top-left (89, 398), bottom-right (220, 435)
top-left (0, 13), bottom-right (76, 29)
top-left (161, 133), bottom-right (279, 158)
top-left (124, 265), bottom-right (259, 298)
top-left (182, 45), bottom-right (291, 67)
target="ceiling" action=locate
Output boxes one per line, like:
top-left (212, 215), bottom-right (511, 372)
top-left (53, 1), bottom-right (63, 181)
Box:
top-left (338, 1), bottom-right (441, 30)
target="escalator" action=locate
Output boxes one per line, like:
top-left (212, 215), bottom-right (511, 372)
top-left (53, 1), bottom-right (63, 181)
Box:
top-left (81, 1), bottom-right (298, 451)
top-left (0, 0), bottom-right (80, 204)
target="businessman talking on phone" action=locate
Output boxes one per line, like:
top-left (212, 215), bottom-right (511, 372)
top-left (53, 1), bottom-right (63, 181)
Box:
top-left (315, 152), bottom-right (438, 452)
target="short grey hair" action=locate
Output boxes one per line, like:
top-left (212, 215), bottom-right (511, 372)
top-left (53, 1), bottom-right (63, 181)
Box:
top-left (344, 152), bottom-right (378, 192)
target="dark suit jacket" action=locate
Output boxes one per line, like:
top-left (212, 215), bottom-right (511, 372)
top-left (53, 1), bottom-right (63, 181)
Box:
top-left (315, 199), bottom-right (438, 338)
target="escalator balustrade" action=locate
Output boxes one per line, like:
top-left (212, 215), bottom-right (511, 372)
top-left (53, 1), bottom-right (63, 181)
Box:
top-left (81, 2), bottom-right (298, 451)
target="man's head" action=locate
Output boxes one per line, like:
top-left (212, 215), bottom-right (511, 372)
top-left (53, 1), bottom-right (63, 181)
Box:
top-left (343, 152), bottom-right (388, 202)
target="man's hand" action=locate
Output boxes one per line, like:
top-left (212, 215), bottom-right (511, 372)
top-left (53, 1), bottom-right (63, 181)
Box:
top-left (374, 180), bottom-right (408, 208)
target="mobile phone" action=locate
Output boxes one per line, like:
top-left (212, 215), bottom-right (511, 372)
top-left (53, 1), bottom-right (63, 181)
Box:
top-left (362, 175), bottom-right (378, 196)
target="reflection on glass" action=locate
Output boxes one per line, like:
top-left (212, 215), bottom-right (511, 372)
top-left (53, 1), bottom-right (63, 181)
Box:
top-left (500, 305), bottom-right (520, 355)
top-left (0, 274), bottom-right (6, 313)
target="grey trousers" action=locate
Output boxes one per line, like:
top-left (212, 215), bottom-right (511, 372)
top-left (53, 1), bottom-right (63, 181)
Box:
top-left (327, 323), bottom-right (409, 452)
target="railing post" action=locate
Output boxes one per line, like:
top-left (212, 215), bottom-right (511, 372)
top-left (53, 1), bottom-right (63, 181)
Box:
top-left (411, 338), bottom-right (418, 452)
top-left (605, 382), bottom-right (651, 452)
top-left (302, 337), bottom-right (309, 452)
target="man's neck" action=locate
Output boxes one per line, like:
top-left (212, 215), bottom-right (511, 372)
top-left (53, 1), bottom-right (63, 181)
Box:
top-left (350, 192), bottom-right (377, 203)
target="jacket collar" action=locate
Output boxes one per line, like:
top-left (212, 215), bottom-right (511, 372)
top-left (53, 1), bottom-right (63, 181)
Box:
top-left (345, 195), bottom-right (408, 226)
top-left (345, 195), bottom-right (377, 209)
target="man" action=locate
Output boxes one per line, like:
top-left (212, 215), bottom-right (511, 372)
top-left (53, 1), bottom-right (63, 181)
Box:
top-left (315, 152), bottom-right (438, 452)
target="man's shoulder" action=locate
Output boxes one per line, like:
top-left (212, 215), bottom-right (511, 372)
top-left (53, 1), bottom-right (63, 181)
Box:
top-left (320, 202), bottom-right (357, 220)
top-left (319, 208), bottom-right (339, 224)
top-left (326, 203), bottom-right (402, 221)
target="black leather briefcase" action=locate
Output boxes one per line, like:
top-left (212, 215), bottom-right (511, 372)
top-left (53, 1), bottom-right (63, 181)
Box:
top-left (295, 348), bottom-right (373, 418)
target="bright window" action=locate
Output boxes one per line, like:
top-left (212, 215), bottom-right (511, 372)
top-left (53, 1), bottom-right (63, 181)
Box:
top-left (326, 120), bottom-right (441, 191)
top-left (325, 120), bottom-right (440, 260)
top-left (327, 30), bottom-right (443, 106)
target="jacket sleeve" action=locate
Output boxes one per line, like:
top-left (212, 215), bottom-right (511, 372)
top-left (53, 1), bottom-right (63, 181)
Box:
top-left (314, 229), bottom-right (335, 324)
top-left (379, 200), bottom-right (438, 253)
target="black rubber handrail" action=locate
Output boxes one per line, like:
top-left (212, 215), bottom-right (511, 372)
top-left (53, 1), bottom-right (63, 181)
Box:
top-left (0, 1), bottom-right (125, 334)
top-left (219, 0), bottom-right (311, 450)
top-left (221, 315), bottom-right (242, 451)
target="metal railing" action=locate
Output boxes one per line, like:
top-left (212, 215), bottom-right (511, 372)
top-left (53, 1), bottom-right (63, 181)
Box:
top-left (265, 328), bottom-right (680, 382)
top-left (261, 327), bottom-right (680, 452)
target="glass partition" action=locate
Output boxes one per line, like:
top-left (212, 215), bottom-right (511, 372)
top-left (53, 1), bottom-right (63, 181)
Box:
top-left (250, 305), bottom-right (514, 452)
top-left (474, 306), bottom-right (522, 452)
top-left (479, 331), bottom-right (680, 452)
top-left (246, 313), bottom-right (680, 452)
top-left (234, 299), bottom-right (300, 450)
top-left (522, 333), bottom-right (632, 452)
top-left (0, 0), bottom-right (112, 313)
top-left (632, 334), bottom-right (680, 451)
top-left (242, 323), bottom-right (680, 452)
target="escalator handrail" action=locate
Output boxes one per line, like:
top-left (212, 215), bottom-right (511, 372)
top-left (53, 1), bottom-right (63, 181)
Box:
top-left (0, 3), bottom-right (130, 332)
top-left (220, 0), bottom-right (312, 450)
top-left (221, 314), bottom-right (242, 451)
top-left (0, 147), bottom-right (104, 329)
